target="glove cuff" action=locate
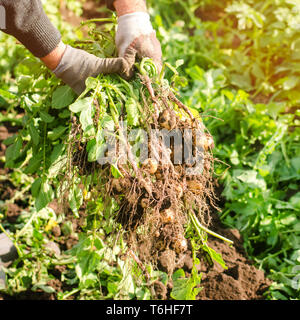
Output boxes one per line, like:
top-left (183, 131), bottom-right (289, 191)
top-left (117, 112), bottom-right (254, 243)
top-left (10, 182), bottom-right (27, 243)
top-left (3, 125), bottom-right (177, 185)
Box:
top-left (52, 45), bottom-right (86, 94)
top-left (52, 45), bottom-right (72, 76)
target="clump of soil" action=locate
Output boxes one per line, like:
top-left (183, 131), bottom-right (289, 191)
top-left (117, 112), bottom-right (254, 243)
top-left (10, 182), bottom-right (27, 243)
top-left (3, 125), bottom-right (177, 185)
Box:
top-left (0, 181), bottom-right (15, 201)
top-left (152, 210), bottom-right (271, 300)
top-left (47, 199), bottom-right (87, 250)
top-left (196, 213), bottom-right (271, 300)
top-left (0, 290), bottom-right (55, 301)
top-left (5, 203), bottom-right (22, 224)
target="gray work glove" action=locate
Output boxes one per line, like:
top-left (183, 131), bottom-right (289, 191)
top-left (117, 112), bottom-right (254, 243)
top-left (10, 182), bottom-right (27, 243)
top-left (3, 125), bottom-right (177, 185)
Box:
top-left (53, 45), bottom-right (137, 94)
top-left (0, 233), bottom-right (18, 289)
top-left (116, 12), bottom-right (162, 70)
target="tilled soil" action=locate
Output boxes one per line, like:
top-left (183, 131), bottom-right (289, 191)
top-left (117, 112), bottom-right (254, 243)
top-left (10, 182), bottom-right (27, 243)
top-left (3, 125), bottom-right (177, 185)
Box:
top-left (152, 208), bottom-right (271, 300)
top-left (196, 213), bottom-right (271, 300)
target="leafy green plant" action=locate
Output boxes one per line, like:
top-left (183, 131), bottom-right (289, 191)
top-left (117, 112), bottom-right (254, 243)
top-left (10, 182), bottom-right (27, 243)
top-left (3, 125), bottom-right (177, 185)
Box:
top-left (202, 0), bottom-right (300, 102)
top-left (1, 0), bottom-right (300, 301)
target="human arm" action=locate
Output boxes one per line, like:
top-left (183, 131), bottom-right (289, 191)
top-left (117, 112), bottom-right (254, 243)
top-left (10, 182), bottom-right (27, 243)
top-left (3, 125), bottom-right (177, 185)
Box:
top-left (0, 0), bottom-right (136, 94)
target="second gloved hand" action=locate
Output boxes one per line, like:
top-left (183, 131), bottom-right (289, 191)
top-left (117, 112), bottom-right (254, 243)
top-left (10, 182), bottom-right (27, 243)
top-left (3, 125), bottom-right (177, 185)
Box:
top-left (53, 45), bottom-right (137, 94)
top-left (116, 12), bottom-right (162, 70)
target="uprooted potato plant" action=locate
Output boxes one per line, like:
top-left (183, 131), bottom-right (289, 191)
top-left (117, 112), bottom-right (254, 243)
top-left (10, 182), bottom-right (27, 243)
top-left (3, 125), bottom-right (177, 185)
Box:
top-left (66, 56), bottom-right (226, 272)
top-left (60, 18), bottom-right (236, 282)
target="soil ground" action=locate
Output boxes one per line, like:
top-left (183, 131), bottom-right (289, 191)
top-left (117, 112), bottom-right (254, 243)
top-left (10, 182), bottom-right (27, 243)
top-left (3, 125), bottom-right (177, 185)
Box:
top-left (197, 211), bottom-right (271, 300)
top-left (0, 0), bottom-right (272, 300)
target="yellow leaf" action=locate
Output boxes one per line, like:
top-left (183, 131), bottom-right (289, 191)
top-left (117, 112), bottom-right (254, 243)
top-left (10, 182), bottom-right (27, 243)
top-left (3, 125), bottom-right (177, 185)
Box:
top-left (45, 218), bottom-right (58, 232)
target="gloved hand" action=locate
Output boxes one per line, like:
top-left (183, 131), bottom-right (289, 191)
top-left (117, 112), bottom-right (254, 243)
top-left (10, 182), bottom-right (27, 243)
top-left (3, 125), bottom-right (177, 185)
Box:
top-left (115, 12), bottom-right (162, 70)
top-left (53, 45), bottom-right (137, 94)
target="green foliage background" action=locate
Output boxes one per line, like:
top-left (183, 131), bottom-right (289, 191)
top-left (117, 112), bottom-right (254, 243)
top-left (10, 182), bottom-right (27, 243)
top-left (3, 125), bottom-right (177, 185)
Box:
top-left (0, 0), bottom-right (299, 300)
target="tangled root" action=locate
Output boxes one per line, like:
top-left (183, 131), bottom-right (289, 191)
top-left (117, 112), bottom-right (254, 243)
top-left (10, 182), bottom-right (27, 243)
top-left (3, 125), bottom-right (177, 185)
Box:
top-left (68, 74), bottom-right (218, 271)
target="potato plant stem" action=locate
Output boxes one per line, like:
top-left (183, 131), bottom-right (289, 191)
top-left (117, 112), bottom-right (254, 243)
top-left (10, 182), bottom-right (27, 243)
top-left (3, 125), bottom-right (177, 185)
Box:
top-left (80, 18), bottom-right (116, 26)
top-left (59, 288), bottom-right (80, 300)
top-left (189, 211), bottom-right (233, 245)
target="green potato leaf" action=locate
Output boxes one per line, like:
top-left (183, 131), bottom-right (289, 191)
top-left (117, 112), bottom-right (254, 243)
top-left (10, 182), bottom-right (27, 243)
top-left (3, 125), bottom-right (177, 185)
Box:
top-left (52, 86), bottom-right (75, 109)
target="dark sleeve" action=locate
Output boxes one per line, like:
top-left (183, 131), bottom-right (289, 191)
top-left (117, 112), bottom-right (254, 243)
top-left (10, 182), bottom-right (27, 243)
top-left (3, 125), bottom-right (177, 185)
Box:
top-left (0, 0), bottom-right (61, 57)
